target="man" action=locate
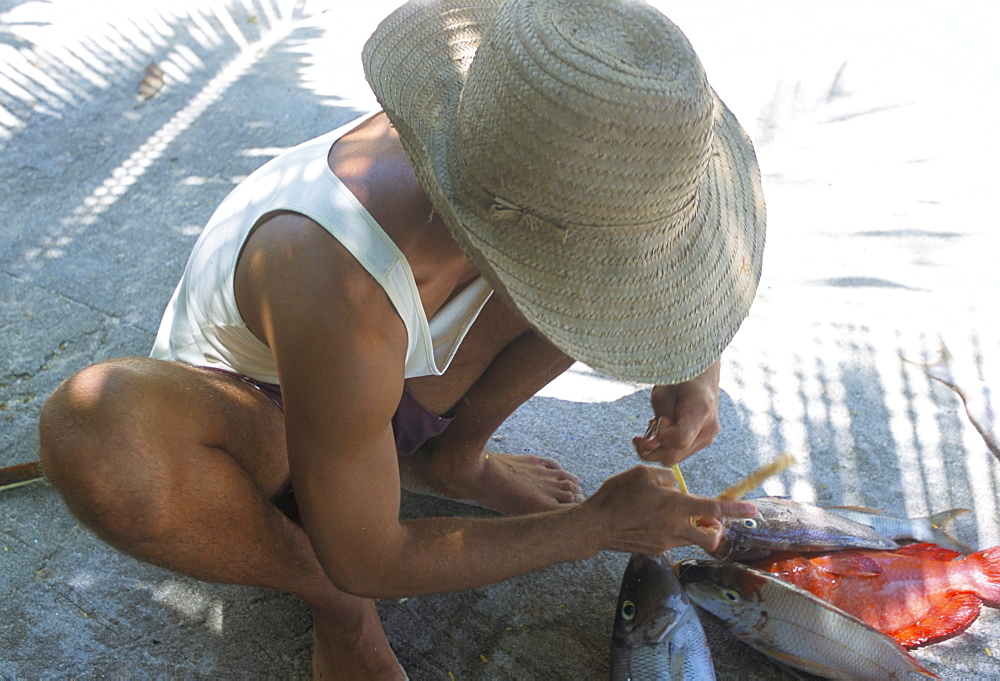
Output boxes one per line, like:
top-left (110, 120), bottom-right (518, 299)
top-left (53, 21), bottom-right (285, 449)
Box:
top-left (38, 0), bottom-right (765, 678)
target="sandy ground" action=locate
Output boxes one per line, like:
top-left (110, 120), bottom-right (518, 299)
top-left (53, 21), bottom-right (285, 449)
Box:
top-left (2, 0), bottom-right (999, 678)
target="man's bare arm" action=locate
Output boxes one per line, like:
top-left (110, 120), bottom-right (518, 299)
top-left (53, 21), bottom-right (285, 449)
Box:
top-left (245, 218), bottom-right (754, 599)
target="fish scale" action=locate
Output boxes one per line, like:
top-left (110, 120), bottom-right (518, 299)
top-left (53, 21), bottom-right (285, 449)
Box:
top-left (626, 646), bottom-right (670, 680)
top-left (823, 506), bottom-right (973, 554)
top-left (752, 543), bottom-right (1000, 647)
top-left (711, 497), bottom-right (899, 562)
top-left (678, 559), bottom-right (938, 680)
top-left (611, 552), bottom-right (715, 680)
top-left (611, 597), bottom-right (716, 680)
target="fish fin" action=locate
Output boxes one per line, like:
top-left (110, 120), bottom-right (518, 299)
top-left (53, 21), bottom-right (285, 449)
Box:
top-left (923, 509), bottom-right (975, 554)
top-left (750, 571), bottom-right (941, 680)
top-left (752, 637), bottom-right (941, 679)
top-left (816, 553), bottom-right (884, 577)
top-left (894, 543), bottom-right (962, 561)
top-left (763, 657), bottom-right (810, 680)
top-left (961, 545), bottom-right (1000, 604)
top-left (926, 508), bottom-right (971, 528)
top-left (745, 641), bottom-right (848, 679)
top-left (827, 504), bottom-right (886, 515)
top-left (892, 592), bottom-right (982, 648)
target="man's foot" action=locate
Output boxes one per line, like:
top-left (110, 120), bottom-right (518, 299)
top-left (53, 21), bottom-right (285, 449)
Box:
top-left (399, 448), bottom-right (584, 515)
top-left (311, 603), bottom-right (407, 681)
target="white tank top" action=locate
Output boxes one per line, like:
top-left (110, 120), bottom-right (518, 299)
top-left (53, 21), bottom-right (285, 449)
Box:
top-left (150, 112), bottom-right (493, 383)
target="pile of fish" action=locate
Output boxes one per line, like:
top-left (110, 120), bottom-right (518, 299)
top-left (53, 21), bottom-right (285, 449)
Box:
top-left (611, 497), bottom-right (1000, 680)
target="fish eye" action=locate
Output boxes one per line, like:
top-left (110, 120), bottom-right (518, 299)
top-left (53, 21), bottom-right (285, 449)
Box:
top-left (740, 518), bottom-right (758, 529)
top-left (722, 589), bottom-right (742, 603)
top-left (735, 544), bottom-right (748, 553)
top-left (620, 600), bottom-right (636, 620)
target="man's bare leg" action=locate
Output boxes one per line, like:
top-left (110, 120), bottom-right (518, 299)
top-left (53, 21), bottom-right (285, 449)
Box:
top-left (39, 358), bottom-right (404, 680)
top-left (402, 297), bottom-right (581, 515)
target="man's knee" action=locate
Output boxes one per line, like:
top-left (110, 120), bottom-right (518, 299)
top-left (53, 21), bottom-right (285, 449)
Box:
top-left (40, 358), bottom-right (141, 465)
top-left (39, 358), bottom-right (172, 543)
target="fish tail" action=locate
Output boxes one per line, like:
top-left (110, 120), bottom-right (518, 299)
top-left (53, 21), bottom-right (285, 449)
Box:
top-left (925, 509), bottom-right (975, 554)
top-left (965, 546), bottom-right (1000, 603)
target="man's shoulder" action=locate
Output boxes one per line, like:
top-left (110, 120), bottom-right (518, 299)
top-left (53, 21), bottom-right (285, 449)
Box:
top-left (236, 211), bottom-right (407, 351)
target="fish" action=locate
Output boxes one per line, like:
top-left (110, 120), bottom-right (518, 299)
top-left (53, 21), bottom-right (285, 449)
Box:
top-left (677, 559), bottom-right (939, 680)
top-left (710, 496), bottom-right (897, 562)
top-left (610, 551), bottom-right (715, 680)
top-left (823, 506), bottom-right (974, 554)
top-left (751, 542), bottom-right (1000, 648)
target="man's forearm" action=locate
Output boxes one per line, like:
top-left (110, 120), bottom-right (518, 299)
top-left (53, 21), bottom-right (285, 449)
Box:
top-left (325, 464), bottom-right (756, 600)
top-left (341, 504), bottom-right (598, 599)
top-left (434, 330), bottom-right (573, 455)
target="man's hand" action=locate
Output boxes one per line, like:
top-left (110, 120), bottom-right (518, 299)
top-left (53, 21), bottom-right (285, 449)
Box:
top-left (632, 359), bottom-right (721, 466)
top-left (583, 465), bottom-right (756, 555)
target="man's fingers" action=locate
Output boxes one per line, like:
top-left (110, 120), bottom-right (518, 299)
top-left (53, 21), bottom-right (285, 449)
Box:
top-left (657, 422), bottom-right (698, 454)
top-left (646, 467), bottom-right (756, 517)
top-left (695, 516), bottom-right (722, 529)
top-left (635, 414), bottom-right (714, 464)
top-left (683, 496), bottom-right (757, 520)
top-left (717, 499), bottom-right (758, 518)
top-left (632, 434), bottom-right (659, 453)
top-left (686, 522), bottom-right (725, 552)
top-left (663, 405), bottom-right (719, 454)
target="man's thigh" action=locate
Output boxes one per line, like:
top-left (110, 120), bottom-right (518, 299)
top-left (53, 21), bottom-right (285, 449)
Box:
top-left (45, 357), bottom-right (290, 499)
top-left (181, 362), bottom-right (290, 495)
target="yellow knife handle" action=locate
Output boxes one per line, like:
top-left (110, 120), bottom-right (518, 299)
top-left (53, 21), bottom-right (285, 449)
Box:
top-left (671, 464), bottom-right (689, 495)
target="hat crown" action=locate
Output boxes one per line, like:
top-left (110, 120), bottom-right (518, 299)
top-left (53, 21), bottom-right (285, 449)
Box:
top-left (362, 0), bottom-right (766, 384)
top-left (455, 0), bottom-right (715, 229)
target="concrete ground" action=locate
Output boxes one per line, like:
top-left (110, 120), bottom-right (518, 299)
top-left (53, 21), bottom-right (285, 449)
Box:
top-left (2, 0), bottom-right (999, 678)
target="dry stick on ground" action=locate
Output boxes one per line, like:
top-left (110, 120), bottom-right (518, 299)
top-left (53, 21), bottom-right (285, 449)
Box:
top-left (0, 461), bottom-right (45, 491)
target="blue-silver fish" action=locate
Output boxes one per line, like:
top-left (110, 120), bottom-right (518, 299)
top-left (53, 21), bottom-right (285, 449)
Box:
top-left (824, 506), bottom-right (974, 554)
top-left (710, 497), bottom-right (898, 562)
top-left (611, 552), bottom-right (715, 680)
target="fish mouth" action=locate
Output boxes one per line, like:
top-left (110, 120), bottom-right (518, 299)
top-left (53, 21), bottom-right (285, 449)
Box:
top-left (672, 558), bottom-right (694, 581)
top-left (674, 558), bottom-right (700, 583)
top-left (709, 537), bottom-right (735, 562)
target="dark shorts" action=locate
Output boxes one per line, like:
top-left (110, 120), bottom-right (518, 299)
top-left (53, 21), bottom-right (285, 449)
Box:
top-left (201, 367), bottom-right (453, 455)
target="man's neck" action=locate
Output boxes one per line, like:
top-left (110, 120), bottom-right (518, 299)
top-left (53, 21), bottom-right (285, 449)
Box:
top-left (330, 113), bottom-right (479, 318)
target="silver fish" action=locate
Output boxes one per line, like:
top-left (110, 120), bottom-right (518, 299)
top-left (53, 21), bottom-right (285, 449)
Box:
top-left (710, 497), bottom-right (897, 562)
top-left (824, 506), bottom-right (974, 554)
top-left (677, 559), bottom-right (938, 680)
top-left (611, 552), bottom-right (715, 680)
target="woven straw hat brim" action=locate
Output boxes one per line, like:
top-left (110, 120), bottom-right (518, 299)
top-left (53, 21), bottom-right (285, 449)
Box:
top-left (364, 0), bottom-right (766, 384)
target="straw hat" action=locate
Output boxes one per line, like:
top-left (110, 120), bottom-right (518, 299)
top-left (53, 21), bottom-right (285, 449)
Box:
top-left (363, 0), bottom-right (766, 384)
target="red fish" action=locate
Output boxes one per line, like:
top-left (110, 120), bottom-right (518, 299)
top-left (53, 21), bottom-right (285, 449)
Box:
top-left (751, 543), bottom-right (1000, 648)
